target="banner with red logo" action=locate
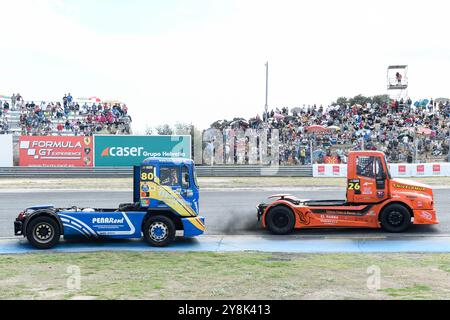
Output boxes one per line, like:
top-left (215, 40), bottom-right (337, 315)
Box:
top-left (19, 136), bottom-right (94, 167)
top-left (316, 163), bottom-right (450, 178)
top-left (313, 164), bottom-right (347, 177)
top-left (432, 164), bottom-right (441, 175)
top-left (388, 164), bottom-right (412, 177)
top-left (415, 164), bottom-right (425, 175)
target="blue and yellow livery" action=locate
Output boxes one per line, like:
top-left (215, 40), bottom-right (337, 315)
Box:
top-left (14, 157), bottom-right (205, 249)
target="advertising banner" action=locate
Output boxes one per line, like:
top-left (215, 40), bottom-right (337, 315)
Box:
top-left (315, 163), bottom-right (450, 178)
top-left (94, 135), bottom-right (191, 167)
top-left (388, 164), bottom-right (413, 177)
top-left (0, 135), bottom-right (13, 167)
top-left (19, 136), bottom-right (94, 167)
top-left (411, 163), bottom-right (448, 177)
top-left (313, 164), bottom-right (347, 177)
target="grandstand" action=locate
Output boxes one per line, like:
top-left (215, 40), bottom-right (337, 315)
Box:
top-left (207, 97), bottom-right (450, 164)
top-left (0, 94), bottom-right (132, 137)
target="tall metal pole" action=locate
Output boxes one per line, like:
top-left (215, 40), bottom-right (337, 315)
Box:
top-left (265, 62), bottom-right (269, 121)
top-left (415, 131), bottom-right (419, 163)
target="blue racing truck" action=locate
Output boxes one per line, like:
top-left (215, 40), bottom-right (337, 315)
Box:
top-left (14, 157), bottom-right (205, 249)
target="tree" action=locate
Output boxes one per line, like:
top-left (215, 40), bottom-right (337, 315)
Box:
top-left (174, 122), bottom-right (193, 135)
top-left (144, 125), bottom-right (154, 135)
top-left (155, 124), bottom-right (173, 135)
top-left (333, 97), bottom-right (349, 106)
top-left (371, 94), bottom-right (390, 106)
top-left (349, 94), bottom-right (370, 106)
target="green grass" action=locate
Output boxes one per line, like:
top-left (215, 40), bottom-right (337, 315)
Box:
top-left (382, 285), bottom-right (432, 299)
top-left (0, 252), bottom-right (450, 300)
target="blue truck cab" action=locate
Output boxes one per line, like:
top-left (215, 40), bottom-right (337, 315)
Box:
top-left (14, 157), bottom-right (205, 249)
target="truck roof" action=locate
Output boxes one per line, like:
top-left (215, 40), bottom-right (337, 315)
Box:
top-left (141, 157), bottom-right (194, 166)
top-left (348, 150), bottom-right (386, 156)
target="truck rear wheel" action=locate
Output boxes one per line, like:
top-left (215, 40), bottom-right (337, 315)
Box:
top-left (143, 215), bottom-right (176, 247)
top-left (266, 206), bottom-right (295, 235)
top-left (380, 204), bottom-right (412, 233)
top-left (26, 216), bottom-right (61, 249)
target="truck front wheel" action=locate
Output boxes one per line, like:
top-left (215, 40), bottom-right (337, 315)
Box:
top-left (143, 215), bottom-right (176, 247)
top-left (380, 204), bottom-right (412, 233)
top-left (26, 216), bottom-right (61, 249)
top-left (266, 206), bottom-right (295, 235)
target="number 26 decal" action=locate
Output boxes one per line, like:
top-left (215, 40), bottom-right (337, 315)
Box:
top-left (348, 180), bottom-right (361, 191)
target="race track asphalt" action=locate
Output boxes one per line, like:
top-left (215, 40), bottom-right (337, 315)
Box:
top-left (0, 188), bottom-right (448, 238)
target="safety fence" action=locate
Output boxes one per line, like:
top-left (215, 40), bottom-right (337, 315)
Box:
top-left (2, 164), bottom-right (450, 178)
top-left (0, 166), bottom-right (314, 178)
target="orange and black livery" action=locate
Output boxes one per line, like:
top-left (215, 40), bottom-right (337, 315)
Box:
top-left (257, 151), bottom-right (438, 234)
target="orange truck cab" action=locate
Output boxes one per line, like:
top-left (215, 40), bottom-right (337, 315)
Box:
top-left (257, 151), bottom-right (438, 234)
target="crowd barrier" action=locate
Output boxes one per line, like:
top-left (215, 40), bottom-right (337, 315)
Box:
top-left (2, 135), bottom-right (450, 178)
top-left (2, 164), bottom-right (449, 178)
top-left (0, 166), bottom-right (313, 178)
top-left (313, 163), bottom-right (450, 178)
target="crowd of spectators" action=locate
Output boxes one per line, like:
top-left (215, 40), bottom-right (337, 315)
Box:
top-left (210, 97), bottom-right (450, 164)
top-left (0, 96), bottom-right (13, 134)
top-left (0, 93), bottom-right (132, 136)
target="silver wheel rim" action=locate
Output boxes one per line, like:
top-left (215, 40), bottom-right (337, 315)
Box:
top-left (33, 223), bottom-right (54, 244)
top-left (149, 222), bottom-right (169, 242)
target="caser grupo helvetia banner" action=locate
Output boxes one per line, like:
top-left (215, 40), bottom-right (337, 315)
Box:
top-left (94, 135), bottom-right (191, 167)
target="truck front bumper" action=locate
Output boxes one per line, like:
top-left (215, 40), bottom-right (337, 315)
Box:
top-left (413, 209), bottom-right (439, 225)
top-left (181, 216), bottom-right (205, 237)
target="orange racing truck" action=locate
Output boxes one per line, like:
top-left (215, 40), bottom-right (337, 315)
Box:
top-left (257, 151), bottom-right (438, 234)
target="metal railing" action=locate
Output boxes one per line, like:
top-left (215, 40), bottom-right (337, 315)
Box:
top-left (0, 166), bottom-right (313, 178)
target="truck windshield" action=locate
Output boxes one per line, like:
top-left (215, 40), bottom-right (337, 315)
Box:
top-left (385, 156), bottom-right (392, 179)
top-left (160, 166), bottom-right (181, 186)
top-left (356, 156), bottom-right (375, 178)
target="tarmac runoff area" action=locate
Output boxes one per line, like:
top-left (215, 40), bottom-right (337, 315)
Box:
top-left (2, 235), bottom-right (450, 254)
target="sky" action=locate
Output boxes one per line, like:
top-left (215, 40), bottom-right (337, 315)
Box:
top-left (0, 0), bottom-right (449, 133)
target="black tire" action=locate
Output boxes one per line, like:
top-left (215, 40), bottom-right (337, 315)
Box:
top-left (380, 204), bottom-right (412, 233)
top-left (26, 216), bottom-right (61, 249)
top-left (143, 215), bottom-right (176, 247)
top-left (266, 206), bottom-right (295, 235)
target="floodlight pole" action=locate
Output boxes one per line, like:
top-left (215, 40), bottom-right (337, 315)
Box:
top-left (265, 62), bottom-right (269, 122)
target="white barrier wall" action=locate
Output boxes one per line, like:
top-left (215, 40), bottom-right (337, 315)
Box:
top-left (313, 164), bottom-right (348, 177)
top-left (389, 163), bottom-right (450, 177)
top-left (0, 135), bottom-right (13, 167)
top-left (313, 163), bottom-right (450, 178)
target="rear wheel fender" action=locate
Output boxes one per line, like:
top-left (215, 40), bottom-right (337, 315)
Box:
top-left (24, 210), bottom-right (64, 236)
top-left (263, 203), bottom-right (295, 227)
